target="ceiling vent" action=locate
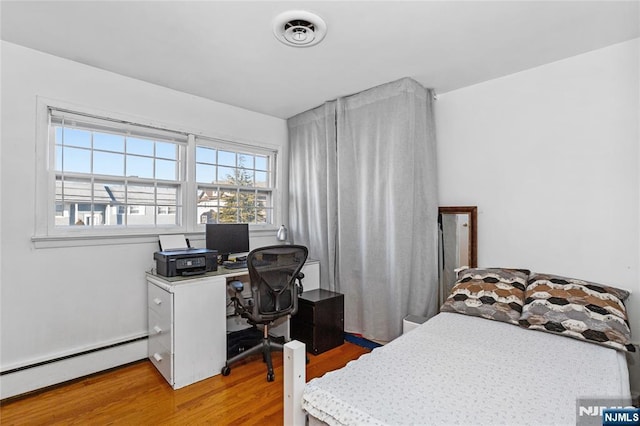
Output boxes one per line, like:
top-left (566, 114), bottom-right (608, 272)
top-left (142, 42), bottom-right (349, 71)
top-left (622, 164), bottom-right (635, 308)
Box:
top-left (273, 10), bottom-right (327, 48)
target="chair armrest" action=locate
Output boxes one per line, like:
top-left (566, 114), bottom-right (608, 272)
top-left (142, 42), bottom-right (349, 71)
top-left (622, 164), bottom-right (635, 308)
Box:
top-left (295, 272), bottom-right (305, 294)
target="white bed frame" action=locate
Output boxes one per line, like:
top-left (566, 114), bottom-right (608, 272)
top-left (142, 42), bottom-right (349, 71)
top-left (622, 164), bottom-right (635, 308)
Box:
top-left (283, 340), bottom-right (307, 426)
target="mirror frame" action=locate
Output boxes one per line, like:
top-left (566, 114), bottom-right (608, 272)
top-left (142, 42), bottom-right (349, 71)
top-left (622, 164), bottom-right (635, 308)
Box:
top-left (438, 206), bottom-right (478, 268)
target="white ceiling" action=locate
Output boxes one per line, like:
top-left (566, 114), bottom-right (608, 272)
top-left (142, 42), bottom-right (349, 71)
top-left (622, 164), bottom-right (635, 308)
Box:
top-left (1, 1), bottom-right (638, 119)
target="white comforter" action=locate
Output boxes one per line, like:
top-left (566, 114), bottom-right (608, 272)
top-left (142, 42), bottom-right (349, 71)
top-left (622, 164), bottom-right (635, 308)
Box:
top-left (302, 312), bottom-right (630, 426)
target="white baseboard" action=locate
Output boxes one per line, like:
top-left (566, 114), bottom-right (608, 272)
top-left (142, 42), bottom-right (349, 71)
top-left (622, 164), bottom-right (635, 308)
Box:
top-left (0, 338), bottom-right (147, 399)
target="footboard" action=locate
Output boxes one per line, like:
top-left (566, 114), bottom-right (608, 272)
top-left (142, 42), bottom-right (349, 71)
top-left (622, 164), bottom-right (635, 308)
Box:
top-left (284, 340), bottom-right (306, 426)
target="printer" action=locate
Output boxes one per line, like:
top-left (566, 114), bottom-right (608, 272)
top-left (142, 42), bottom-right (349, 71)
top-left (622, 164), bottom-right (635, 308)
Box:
top-left (154, 248), bottom-right (217, 277)
top-left (154, 235), bottom-right (217, 277)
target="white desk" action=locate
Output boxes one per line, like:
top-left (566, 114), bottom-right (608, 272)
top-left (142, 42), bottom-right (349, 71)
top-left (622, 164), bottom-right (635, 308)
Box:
top-left (146, 260), bottom-right (319, 389)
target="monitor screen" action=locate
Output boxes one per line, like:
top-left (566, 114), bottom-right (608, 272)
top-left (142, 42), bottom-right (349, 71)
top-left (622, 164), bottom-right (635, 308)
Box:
top-left (205, 223), bottom-right (250, 260)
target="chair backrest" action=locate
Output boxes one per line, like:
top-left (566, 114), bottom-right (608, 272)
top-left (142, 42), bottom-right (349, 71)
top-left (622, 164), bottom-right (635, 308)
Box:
top-left (246, 245), bottom-right (308, 323)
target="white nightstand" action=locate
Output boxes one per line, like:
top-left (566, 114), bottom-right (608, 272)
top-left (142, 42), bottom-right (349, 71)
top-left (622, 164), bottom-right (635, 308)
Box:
top-left (403, 315), bottom-right (428, 334)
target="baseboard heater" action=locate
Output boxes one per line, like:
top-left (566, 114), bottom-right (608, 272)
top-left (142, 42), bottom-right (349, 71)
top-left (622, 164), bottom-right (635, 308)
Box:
top-left (0, 336), bottom-right (148, 400)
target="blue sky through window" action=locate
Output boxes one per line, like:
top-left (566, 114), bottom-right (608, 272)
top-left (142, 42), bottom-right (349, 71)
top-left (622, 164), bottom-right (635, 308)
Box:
top-left (55, 126), bottom-right (178, 180)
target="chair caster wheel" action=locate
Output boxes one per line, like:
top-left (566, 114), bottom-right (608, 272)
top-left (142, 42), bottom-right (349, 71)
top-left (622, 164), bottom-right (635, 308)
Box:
top-left (221, 366), bottom-right (231, 376)
top-left (267, 372), bottom-right (275, 382)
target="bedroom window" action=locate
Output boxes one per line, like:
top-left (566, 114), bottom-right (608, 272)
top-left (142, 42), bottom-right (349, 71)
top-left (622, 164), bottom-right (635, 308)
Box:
top-left (35, 103), bottom-right (279, 245)
top-left (195, 137), bottom-right (275, 225)
top-left (50, 108), bottom-right (187, 230)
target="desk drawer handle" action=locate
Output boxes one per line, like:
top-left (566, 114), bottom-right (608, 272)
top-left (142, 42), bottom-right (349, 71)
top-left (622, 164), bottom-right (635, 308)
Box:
top-left (153, 325), bottom-right (163, 334)
top-left (153, 353), bottom-right (163, 362)
top-left (153, 298), bottom-right (162, 305)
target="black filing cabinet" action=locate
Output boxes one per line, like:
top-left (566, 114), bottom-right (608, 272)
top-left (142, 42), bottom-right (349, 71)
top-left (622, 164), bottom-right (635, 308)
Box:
top-left (291, 289), bottom-right (344, 355)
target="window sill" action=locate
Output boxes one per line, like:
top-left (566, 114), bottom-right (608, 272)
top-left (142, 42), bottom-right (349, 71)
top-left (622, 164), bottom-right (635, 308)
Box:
top-left (32, 225), bottom-right (280, 249)
top-left (32, 232), bottom-right (173, 249)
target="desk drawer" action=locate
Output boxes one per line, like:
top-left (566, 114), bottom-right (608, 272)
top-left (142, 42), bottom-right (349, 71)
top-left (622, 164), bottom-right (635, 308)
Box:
top-left (148, 283), bottom-right (172, 317)
top-left (148, 308), bottom-right (172, 351)
top-left (148, 336), bottom-right (173, 385)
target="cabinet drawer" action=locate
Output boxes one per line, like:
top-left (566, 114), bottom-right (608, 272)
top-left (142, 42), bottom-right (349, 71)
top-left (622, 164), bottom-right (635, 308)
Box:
top-left (148, 283), bottom-right (172, 317)
top-left (148, 336), bottom-right (173, 385)
top-left (148, 308), bottom-right (172, 351)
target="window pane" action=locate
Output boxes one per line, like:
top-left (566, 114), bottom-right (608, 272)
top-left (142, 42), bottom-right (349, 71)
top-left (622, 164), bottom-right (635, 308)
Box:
top-left (218, 150), bottom-right (235, 167)
top-left (94, 133), bottom-right (124, 152)
top-left (197, 187), bottom-right (219, 226)
top-left (127, 137), bottom-right (154, 156)
top-left (255, 156), bottom-right (268, 171)
top-left (156, 185), bottom-right (178, 207)
top-left (256, 191), bottom-right (270, 224)
top-left (93, 181), bottom-right (117, 205)
top-left (55, 127), bottom-right (63, 145)
top-left (239, 207), bottom-right (255, 223)
top-left (218, 189), bottom-right (238, 223)
top-left (94, 151), bottom-right (124, 176)
top-left (238, 154), bottom-right (253, 168)
top-left (218, 209), bottom-right (238, 223)
top-left (196, 163), bottom-right (216, 184)
top-left (127, 184), bottom-right (155, 205)
top-left (255, 171), bottom-right (268, 188)
top-left (156, 159), bottom-right (176, 181)
top-left (56, 178), bottom-right (92, 226)
top-left (196, 146), bottom-right (216, 164)
top-left (199, 207), bottom-right (218, 224)
top-left (157, 204), bottom-right (178, 225)
top-left (63, 128), bottom-right (91, 148)
top-left (126, 155), bottom-right (153, 179)
top-left (236, 168), bottom-right (254, 186)
top-left (156, 142), bottom-right (176, 160)
top-left (62, 147), bottom-right (91, 173)
top-left (55, 180), bottom-right (67, 227)
top-left (259, 207), bottom-right (273, 224)
top-left (57, 178), bottom-right (92, 203)
top-left (217, 166), bottom-right (236, 184)
top-left (55, 146), bottom-right (63, 171)
top-left (236, 190), bottom-right (255, 223)
top-left (78, 204), bottom-right (105, 227)
top-left (157, 206), bottom-right (177, 214)
top-left (220, 190), bottom-right (238, 207)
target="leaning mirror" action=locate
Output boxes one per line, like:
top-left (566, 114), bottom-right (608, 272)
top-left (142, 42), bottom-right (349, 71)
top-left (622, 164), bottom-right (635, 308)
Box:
top-left (438, 206), bottom-right (477, 306)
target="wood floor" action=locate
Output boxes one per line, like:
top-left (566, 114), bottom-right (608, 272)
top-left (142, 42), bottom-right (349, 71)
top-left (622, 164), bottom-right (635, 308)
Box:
top-left (0, 342), bottom-right (369, 425)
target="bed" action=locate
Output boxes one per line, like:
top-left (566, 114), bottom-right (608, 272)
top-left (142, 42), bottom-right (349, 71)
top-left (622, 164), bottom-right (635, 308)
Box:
top-left (301, 268), bottom-right (634, 426)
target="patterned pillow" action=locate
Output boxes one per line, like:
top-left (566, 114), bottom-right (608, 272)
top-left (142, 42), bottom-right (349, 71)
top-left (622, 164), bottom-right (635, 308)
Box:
top-left (440, 268), bottom-right (529, 325)
top-left (519, 273), bottom-right (634, 352)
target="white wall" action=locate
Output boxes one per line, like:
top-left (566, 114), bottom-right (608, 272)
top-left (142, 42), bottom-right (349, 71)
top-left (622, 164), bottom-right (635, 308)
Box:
top-left (436, 39), bottom-right (640, 341)
top-left (0, 42), bottom-right (287, 384)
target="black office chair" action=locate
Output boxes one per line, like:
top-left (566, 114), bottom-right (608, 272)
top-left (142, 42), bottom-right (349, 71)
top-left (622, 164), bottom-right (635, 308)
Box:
top-left (221, 244), bottom-right (308, 382)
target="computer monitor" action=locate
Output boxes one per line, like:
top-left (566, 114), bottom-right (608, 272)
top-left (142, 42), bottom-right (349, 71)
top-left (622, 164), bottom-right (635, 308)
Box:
top-left (205, 223), bottom-right (250, 262)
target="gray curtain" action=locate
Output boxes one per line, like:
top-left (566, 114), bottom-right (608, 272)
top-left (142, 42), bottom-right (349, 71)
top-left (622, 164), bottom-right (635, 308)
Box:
top-left (288, 102), bottom-right (338, 292)
top-left (288, 77), bottom-right (439, 342)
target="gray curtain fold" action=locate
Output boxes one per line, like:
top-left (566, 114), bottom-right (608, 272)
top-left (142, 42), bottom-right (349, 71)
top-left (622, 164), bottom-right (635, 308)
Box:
top-left (288, 77), bottom-right (439, 341)
top-left (288, 101), bottom-right (338, 292)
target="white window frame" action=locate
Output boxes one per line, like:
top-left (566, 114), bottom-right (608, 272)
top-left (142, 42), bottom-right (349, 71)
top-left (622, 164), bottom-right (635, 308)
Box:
top-left (194, 136), bottom-right (277, 227)
top-left (33, 98), bottom-right (281, 248)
